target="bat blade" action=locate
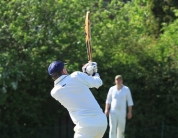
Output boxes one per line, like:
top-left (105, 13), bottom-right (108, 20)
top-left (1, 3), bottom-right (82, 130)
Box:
top-left (85, 11), bottom-right (92, 62)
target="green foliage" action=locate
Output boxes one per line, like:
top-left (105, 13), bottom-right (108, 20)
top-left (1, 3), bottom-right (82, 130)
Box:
top-left (1, 0), bottom-right (178, 137)
top-left (148, 0), bottom-right (178, 34)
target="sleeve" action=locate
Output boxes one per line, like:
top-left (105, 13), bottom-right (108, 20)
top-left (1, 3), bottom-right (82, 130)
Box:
top-left (106, 87), bottom-right (112, 104)
top-left (72, 71), bottom-right (103, 89)
top-left (126, 87), bottom-right (134, 106)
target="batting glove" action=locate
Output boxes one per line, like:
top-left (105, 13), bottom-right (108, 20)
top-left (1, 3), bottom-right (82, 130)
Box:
top-left (82, 62), bottom-right (98, 76)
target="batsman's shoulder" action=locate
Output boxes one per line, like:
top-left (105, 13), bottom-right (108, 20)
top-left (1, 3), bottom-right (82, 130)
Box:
top-left (50, 87), bottom-right (57, 97)
top-left (70, 71), bottom-right (88, 78)
top-left (71, 71), bottom-right (84, 76)
top-left (51, 85), bottom-right (60, 94)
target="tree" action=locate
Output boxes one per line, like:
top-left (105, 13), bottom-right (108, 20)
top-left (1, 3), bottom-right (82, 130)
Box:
top-left (1, 0), bottom-right (178, 137)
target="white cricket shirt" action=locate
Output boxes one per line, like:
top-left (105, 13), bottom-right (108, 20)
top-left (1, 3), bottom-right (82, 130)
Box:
top-left (51, 71), bottom-right (103, 124)
top-left (106, 85), bottom-right (133, 116)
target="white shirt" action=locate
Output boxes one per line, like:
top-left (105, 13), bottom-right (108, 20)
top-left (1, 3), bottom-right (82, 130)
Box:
top-left (106, 85), bottom-right (133, 116)
top-left (51, 71), bottom-right (103, 124)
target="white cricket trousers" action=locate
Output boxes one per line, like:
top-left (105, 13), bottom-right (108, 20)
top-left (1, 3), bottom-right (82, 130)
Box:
top-left (109, 111), bottom-right (126, 138)
top-left (74, 114), bottom-right (107, 138)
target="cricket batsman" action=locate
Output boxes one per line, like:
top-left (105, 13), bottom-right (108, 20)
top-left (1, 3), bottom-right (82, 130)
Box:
top-left (48, 60), bottom-right (107, 138)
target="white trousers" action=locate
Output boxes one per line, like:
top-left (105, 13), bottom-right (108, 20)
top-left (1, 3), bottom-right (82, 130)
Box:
top-left (74, 114), bottom-right (107, 138)
top-left (109, 111), bottom-right (126, 138)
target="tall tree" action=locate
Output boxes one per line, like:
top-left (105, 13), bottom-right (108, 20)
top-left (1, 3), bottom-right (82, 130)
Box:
top-left (149, 0), bottom-right (178, 34)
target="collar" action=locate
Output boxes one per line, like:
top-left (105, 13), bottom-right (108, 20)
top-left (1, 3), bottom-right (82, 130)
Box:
top-left (54, 75), bottom-right (68, 86)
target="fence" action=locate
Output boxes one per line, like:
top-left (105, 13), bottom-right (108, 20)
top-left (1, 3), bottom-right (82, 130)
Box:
top-left (1, 124), bottom-right (178, 138)
top-left (124, 124), bottom-right (178, 138)
top-left (0, 125), bottom-right (73, 138)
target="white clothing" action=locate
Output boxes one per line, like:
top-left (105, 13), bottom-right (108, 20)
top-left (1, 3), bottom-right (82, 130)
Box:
top-left (74, 114), bottom-right (107, 138)
top-left (109, 111), bottom-right (126, 138)
top-left (51, 71), bottom-right (107, 138)
top-left (106, 85), bottom-right (133, 138)
top-left (106, 85), bottom-right (133, 116)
